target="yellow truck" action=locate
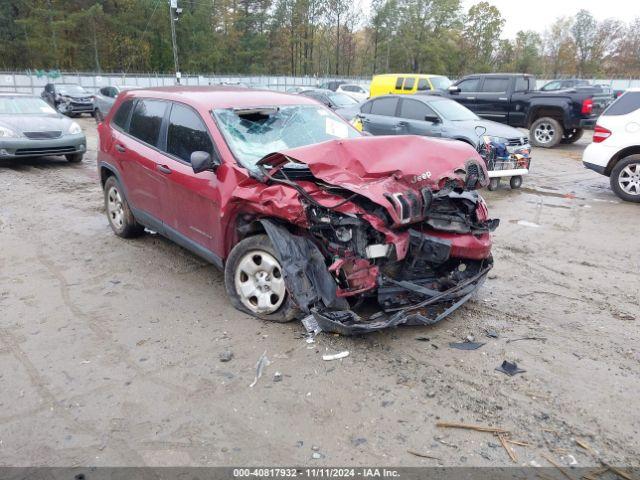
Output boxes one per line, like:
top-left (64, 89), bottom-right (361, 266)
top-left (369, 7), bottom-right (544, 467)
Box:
top-left (369, 74), bottom-right (452, 97)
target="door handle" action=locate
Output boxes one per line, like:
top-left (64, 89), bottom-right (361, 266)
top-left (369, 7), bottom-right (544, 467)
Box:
top-left (156, 164), bottom-right (172, 174)
top-left (115, 144), bottom-right (126, 153)
top-left (466, 96), bottom-right (476, 100)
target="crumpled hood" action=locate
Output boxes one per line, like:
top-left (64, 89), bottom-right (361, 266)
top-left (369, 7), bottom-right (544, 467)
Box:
top-left (260, 135), bottom-right (488, 227)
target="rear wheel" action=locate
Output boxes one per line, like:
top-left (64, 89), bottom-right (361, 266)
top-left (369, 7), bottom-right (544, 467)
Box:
top-left (224, 235), bottom-right (299, 322)
top-left (510, 175), bottom-right (523, 189)
top-left (530, 117), bottom-right (562, 148)
top-left (103, 176), bottom-right (144, 237)
top-left (610, 155), bottom-right (640, 203)
top-left (561, 128), bottom-right (584, 144)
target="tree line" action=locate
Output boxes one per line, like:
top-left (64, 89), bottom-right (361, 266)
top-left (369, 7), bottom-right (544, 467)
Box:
top-left (1, 0), bottom-right (639, 78)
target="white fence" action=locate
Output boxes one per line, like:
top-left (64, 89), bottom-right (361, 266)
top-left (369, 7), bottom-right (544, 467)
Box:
top-left (1, 71), bottom-right (638, 94)
top-left (0, 72), bottom-right (370, 94)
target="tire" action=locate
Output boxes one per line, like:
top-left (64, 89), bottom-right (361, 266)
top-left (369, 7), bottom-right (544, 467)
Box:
top-left (530, 117), bottom-right (562, 148)
top-left (65, 153), bottom-right (83, 163)
top-left (610, 155), bottom-right (640, 203)
top-left (224, 234), bottom-right (299, 323)
top-left (487, 178), bottom-right (500, 191)
top-left (510, 175), bottom-right (523, 189)
top-left (94, 109), bottom-right (104, 123)
top-left (103, 175), bottom-right (144, 237)
top-left (561, 128), bottom-right (584, 144)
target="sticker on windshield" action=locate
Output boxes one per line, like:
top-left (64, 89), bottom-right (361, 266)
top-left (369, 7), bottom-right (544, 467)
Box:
top-left (325, 117), bottom-right (349, 138)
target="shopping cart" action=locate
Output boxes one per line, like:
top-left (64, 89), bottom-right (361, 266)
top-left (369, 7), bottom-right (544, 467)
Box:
top-left (477, 135), bottom-right (531, 191)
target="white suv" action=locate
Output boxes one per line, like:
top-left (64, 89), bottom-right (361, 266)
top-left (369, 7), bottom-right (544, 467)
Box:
top-left (583, 89), bottom-right (640, 202)
top-left (336, 84), bottom-right (370, 102)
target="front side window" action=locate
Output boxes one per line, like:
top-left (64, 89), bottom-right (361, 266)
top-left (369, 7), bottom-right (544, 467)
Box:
top-left (128, 99), bottom-right (166, 146)
top-left (399, 99), bottom-right (436, 121)
top-left (370, 97), bottom-right (398, 116)
top-left (457, 78), bottom-right (479, 92)
top-left (515, 77), bottom-right (530, 92)
top-left (417, 78), bottom-right (430, 91)
top-left (213, 105), bottom-right (360, 170)
top-left (166, 103), bottom-right (213, 163)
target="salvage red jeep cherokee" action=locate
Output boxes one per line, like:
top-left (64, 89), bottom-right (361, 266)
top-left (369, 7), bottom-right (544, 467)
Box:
top-left (97, 87), bottom-right (497, 334)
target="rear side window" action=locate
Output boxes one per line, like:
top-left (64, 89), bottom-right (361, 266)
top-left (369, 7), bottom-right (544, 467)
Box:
top-left (166, 103), bottom-right (213, 163)
top-left (112, 100), bottom-right (134, 130)
top-left (360, 101), bottom-right (372, 114)
top-left (395, 77), bottom-right (404, 89)
top-left (457, 78), bottom-right (479, 92)
top-left (482, 78), bottom-right (510, 93)
top-left (417, 78), bottom-right (430, 91)
top-left (129, 99), bottom-right (166, 146)
top-left (603, 92), bottom-right (640, 116)
top-left (403, 78), bottom-right (415, 90)
top-left (370, 97), bottom-right (398, 116)
top-left (399, 99), bottom-right (436, 121)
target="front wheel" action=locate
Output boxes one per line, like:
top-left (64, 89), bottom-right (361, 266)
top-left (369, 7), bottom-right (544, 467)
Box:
top-left (530, 117), bottom-right (562, 148)
top-left (487, 178), bottom-right (500, 191)
top-left (510, 176), bottom-right (523, 189)
top-left (65, 153), bottom-right (83, 163)
top-left (224, 235), bottom-right (299, 322)
top-left (610, 155), bottom-right (640, 203)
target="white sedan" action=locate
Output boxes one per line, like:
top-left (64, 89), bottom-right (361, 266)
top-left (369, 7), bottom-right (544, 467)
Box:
top-left (583, 88), bottom-right (640, 202)
top-left (336, 84), bottom-right (369, 102)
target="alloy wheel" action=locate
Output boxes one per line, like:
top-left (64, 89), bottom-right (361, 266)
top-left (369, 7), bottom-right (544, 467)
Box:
top-left (618, 162), bottom-right (640, 196)
top-left (106, 186), bottom-right (125, 230)
top-left (534, 122), bottom-right (555, 144)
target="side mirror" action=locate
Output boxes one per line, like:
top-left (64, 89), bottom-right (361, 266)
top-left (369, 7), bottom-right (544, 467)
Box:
top-left (448, 85), bottom-right (461, 94)
top-left (191, 151), bottom-right (220, 174)
top-left (425, 115), bottom-right (440, 124)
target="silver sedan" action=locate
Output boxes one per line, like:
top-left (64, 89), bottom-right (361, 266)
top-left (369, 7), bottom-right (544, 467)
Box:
top-left (0, 94), bottom-right (86, 163)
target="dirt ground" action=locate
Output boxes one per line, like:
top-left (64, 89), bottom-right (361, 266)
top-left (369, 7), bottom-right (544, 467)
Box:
top-left (0, 117), bottom-right (638, 468)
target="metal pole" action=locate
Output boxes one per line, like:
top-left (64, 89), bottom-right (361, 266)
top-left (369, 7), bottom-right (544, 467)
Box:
top-left (169, 0), bottom-right (180, 84)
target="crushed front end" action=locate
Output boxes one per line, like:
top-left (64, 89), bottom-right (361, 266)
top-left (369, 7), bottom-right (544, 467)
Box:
top-left (245, 136), bottom-right (499, 335)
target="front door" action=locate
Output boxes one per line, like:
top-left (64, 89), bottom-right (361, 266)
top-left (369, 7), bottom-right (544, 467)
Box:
top-left (397, 99), bottom-right (443, 137)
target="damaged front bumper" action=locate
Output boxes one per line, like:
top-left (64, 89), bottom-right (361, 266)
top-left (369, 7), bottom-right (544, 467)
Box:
top-left (261, 219), bottom-right (493, 336)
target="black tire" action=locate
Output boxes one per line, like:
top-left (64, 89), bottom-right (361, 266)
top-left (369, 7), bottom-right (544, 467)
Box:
top-left (610, 155), bottom-right (640, 203)
top-left (224, 234), bottom-right (299, 323)
top-left (487, 178), bottom-right (500, 191)
top-left (510, 175), bottom-right (523, 189)
top-left (65, 153), bottom-right (83, 163)
top-left (94, 109), bottom-right (104, 123)
top-left (530, 117), bottom-right (562, 148)
top-left (561, 128), bottom-right (584, 144)
top-left (103, 175), bottom-right (144, 238)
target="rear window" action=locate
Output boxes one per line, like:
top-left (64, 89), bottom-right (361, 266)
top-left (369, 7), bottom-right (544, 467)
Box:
top-left (129, 99), bottom-right (166, 146)
top-left (370, 97), bottom-right (398, 116)
top-left (112, 100), bottom-right (134, 129)
top-left (603, 92), bottom-right (640, 116)
top-left (482, 78), bottom-right (510, 93)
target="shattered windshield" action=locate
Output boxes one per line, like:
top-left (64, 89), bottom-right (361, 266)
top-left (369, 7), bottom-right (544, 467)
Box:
top-left (213, 105), bottom-right (361, 169)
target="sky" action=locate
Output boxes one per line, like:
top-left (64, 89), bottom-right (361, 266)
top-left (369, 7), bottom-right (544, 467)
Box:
top-left (460, 0), bottom-right (640, 38)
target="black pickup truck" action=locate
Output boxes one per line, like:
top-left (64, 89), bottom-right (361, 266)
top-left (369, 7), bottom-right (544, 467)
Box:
top-left (440, 74), bottom-right (610, 148)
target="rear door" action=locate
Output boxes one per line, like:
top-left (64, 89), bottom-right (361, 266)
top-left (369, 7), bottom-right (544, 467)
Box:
top-left (452, 77), bottom-right (480, 111)
top-left (159, 102), bottom-right (222, 254)
top-left (115, 98), bottom-right (170, 224)
top-left (475, 76), bottom-right (511, 122)
top-left (397, 98), bottom-right (442, 137)
top-left (360, 97), bottom-right (400, 135)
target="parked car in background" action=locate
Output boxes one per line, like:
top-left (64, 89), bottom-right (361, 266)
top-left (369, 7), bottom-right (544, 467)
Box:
top-left (540, 79), bottom-right (592, 91)
top-left (442, 73), bottom-right (611, 148)
top-left (369, 74), bottom-right (452, 97)
top-left (286, 86), bottom-right (315, 94)
top-left (97, 86), bottom-right (496, 333)
top-left (317, 80), bottom-right (347, 91)
top-left (41, 83), bottom-right (95, 117)
top-left (298, 88), bottom-right (361, 120)
top-left (582, 89), bottom-right (640, 203)
top-left (94, 85), bottom-right (139, 122)
top-left (336, 83), bottom-right (369, 102)
top-left (0, 93), bottom-right (86, 162)
top-left (352, 94), bottom-right (531, 190)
